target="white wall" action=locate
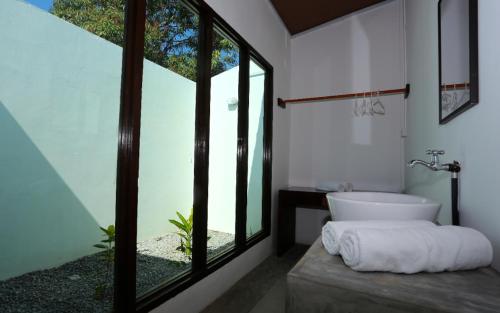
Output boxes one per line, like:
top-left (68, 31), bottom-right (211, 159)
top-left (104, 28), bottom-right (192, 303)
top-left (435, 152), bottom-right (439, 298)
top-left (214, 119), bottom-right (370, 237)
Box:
top-left (404, 0), bottom-right (500, 270)
top-left (289, 0), bottom-right (405, 191)
top-left (288, 0), bottom-right (406, 244)
top-left (153, 0), bottom-right (291, 312)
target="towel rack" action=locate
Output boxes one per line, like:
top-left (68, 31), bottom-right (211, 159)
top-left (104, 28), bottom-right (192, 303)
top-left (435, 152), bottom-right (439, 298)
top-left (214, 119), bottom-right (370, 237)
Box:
top-left (440, 82), bottom-right (469, 90)
top-left (277, 84), bottom-right (410, 108)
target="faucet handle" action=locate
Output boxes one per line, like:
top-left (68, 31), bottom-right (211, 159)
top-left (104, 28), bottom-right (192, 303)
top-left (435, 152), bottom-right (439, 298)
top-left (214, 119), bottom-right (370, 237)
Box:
top-left (426, 149), bottom-right (445, 156)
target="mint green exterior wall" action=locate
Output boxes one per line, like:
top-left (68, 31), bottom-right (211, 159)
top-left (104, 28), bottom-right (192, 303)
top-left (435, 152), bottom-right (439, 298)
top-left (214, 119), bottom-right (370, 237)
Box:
top-left (206, 65), bottom-right (265, 235)
top-left (207, 67), bottom-right (239, 234)
top-left (247, 62), bottom-right (265, 236)
top-left (0, 0), bottom-right (264, 280)
top-left (137, 56), bottom-right (196, 241)
top-left (0, 0), bottom-right (123, 280)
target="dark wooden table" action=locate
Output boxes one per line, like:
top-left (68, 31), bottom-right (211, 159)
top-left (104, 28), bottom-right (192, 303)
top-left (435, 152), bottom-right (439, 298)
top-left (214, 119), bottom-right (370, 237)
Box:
top-left (277, 187), bottom-right (330, 256)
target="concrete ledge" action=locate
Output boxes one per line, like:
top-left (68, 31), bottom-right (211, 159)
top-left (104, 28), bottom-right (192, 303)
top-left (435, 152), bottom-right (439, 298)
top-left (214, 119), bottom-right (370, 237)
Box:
top-left (286, 237), bottom-right (500, 313)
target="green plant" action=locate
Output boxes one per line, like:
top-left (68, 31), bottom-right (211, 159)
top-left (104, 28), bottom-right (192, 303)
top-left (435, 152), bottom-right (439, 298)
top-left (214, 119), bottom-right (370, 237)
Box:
top-left (94, 225), bottom-right (115, 263)
top-left (51, 0), bottom-right (238, 81)
top-left (169, 209), bottom-right (193, 260)
top-left (94, 283), bottom-right (106, 301)
top-left (93, 225), bottom-right (115, 300)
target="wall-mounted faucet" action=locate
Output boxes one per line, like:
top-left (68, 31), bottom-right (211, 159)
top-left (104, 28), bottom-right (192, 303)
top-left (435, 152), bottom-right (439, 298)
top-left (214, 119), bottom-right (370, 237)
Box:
top-left (408, 149), bottom-right (461, 176)
top-left (407, 149), bottom-right (461, 226)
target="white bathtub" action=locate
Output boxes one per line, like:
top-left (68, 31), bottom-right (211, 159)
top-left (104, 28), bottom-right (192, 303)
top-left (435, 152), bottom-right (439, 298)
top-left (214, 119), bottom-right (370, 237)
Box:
top-left (326, 192), bottom-right (441, 221)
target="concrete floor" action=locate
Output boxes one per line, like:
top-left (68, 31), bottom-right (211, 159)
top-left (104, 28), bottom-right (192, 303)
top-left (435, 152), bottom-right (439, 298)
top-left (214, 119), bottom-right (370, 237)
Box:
top-left (201, 245), bottom-right (308, 313)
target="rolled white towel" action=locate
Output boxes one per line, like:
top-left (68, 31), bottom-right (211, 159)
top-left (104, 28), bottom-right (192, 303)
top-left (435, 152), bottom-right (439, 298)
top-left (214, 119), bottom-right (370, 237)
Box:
top-left (321, 220), bottom-right (436, 255)
top-left (339, 225), bottom-right (493, 274)
top-left (316, 182), bottom-right (346, 192)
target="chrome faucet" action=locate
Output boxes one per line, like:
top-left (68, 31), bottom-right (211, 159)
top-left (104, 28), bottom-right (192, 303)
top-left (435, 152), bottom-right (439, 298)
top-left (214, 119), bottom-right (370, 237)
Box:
top-left (407, 149), bottom-right (461, 175)
top-left (407, 149), bottom-right (462, 225)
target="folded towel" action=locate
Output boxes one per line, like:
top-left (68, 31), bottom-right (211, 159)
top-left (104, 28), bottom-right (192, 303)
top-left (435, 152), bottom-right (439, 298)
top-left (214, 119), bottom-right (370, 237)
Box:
top-left (351, 182), bottom-right (402, 193)
top-left (321, 220), bottom-right (436, 255)
top-left (316, 182), bottom-right (347, 192)
top-left (339, 225), bottom-right (493, 274)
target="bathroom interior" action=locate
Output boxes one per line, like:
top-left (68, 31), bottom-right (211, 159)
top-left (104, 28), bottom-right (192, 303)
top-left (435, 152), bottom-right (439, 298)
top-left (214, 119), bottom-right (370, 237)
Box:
top-left (1, 0), bottom-right (499, 312)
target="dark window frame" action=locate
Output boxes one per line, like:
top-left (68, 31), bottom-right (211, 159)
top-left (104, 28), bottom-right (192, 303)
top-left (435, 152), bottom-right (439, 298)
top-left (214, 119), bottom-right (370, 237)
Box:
top-left (115, 0), bottom-right (273, 312)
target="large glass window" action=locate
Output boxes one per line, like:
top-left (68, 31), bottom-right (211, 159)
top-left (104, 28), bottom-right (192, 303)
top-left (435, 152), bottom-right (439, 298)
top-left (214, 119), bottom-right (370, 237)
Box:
top-left (207, 30), bottom-right (240, 260)
top-left (0, 0), bottom-right (124, 312)
top-left (136, 0), bottom-right (199, 297)
top-left (0, 0), bottom-right (272, 310)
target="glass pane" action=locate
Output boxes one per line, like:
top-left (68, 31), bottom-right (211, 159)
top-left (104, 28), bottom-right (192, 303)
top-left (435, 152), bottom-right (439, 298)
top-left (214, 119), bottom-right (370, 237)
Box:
top-left (0, 1), bottom-right (124, 312)
top-left (136, 1), bottom-right (199, 296)
top-left (207, 31), bottom-right (240, 260)
top-left (247, 60), bottom-right (266, 238)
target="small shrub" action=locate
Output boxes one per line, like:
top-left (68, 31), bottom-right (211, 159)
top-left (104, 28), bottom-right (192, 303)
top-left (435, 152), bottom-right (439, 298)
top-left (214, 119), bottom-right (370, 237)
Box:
top-left (169, 209), bottom-right (193, 259)
top-left (169, 209), bottom-right (211, 260)
top-left (93, 225), bottom-right (115, 300)
top-left (94, 225), bottom-right (115, 262)
top-left (94, 283), bottom-right (106, 301)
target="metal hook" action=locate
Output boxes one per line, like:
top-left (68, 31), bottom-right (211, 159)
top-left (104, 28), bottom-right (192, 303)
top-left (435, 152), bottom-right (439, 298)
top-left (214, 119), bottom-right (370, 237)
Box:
top-left (353, 94), bottom-right (360, 116)
top-left (372, 91), bottom-right (385, 115)
top-left (452, 84), bottom-right (459, 110)
top-left (363, 93), bottom-right (367, 116)
top-left (354, 93), bottom-right (363, 116)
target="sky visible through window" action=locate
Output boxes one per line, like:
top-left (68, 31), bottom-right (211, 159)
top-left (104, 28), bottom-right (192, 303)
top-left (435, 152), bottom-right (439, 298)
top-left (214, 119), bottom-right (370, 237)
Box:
top-left (24, 0), bottom-right (53, 11)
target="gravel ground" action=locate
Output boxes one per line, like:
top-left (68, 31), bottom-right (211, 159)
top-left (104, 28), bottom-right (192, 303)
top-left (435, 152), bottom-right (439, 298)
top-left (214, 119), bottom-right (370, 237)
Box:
top-left (136, 230), bottom-right (234, 295)
top-left (0, 230), bottom-right (234, 313)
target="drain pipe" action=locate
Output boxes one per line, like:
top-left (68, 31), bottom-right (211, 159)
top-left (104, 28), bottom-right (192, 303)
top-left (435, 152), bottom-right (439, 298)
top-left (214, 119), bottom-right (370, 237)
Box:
top-left (448, 161), bottom-right (461, 225)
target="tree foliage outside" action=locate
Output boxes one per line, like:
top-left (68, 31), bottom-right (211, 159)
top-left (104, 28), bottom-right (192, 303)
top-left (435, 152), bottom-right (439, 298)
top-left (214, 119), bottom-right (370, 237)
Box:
top-left (51, 0), bottom-right (238, 81)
